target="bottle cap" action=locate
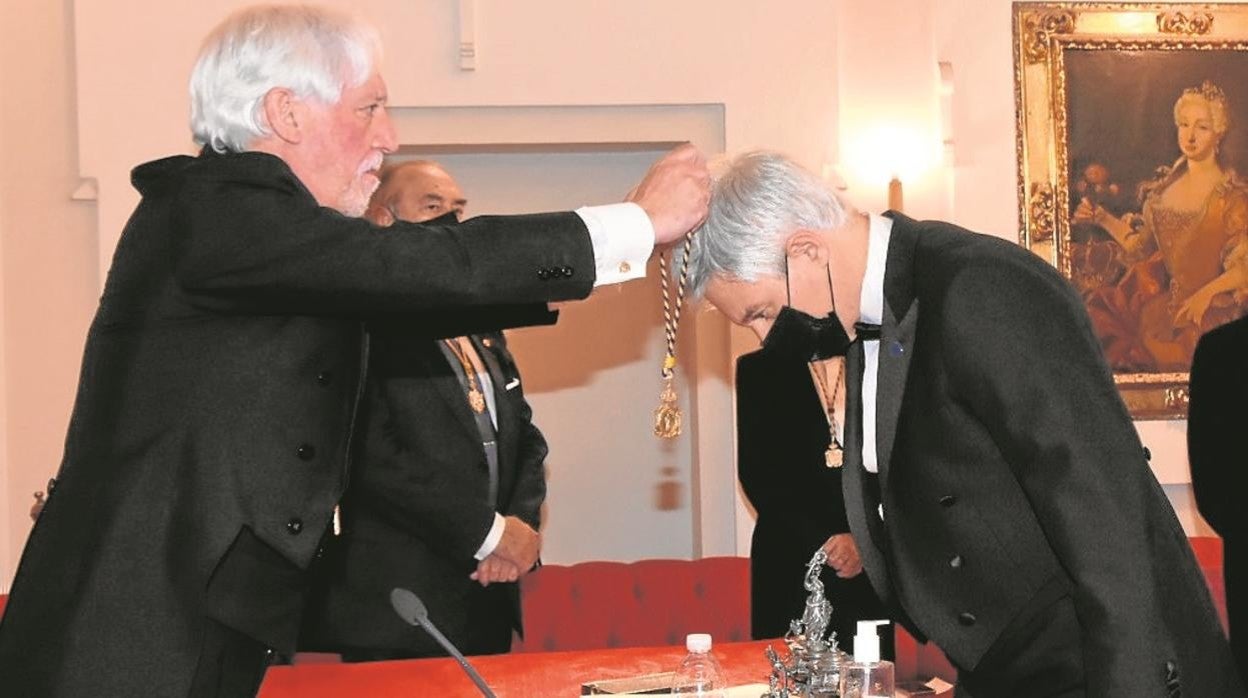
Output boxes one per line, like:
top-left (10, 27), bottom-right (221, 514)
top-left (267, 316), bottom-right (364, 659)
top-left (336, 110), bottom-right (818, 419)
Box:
top-left (853, 620), bottom-right (889, 663)
top-left (685, 633), bottom-right (712, 652)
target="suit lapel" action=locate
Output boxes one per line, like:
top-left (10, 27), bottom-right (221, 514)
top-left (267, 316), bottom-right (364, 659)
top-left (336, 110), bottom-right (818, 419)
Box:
top-left (430, 339), bottom-right (487, 444)
top-left (842, 339), bottom-right (895, 609)
top-left (472, 334), bottom-right (514, 428)
top-left (471, 334), bottom-right (515, 492)
top-left (876, 213), bottom-right (921, 490)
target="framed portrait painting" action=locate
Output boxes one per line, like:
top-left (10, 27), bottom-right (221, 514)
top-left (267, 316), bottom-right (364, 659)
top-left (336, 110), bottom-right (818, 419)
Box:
top-left (1015, 2), bottom-right (1248, 418)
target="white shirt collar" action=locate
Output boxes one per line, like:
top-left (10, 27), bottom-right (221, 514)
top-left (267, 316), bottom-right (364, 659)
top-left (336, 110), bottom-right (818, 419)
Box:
top-left (858, 213), bottom-right (893, 326)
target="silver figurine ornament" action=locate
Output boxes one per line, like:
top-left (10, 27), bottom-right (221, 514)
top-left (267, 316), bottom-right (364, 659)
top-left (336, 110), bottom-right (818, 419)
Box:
top-left (762, 548), bottom-right (850, 697)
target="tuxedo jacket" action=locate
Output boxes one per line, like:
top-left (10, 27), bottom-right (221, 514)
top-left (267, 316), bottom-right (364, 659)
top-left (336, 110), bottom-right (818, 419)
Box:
top-left (842, 212), bottom-right (1242, 696)
top-left (735, 349), bottom-right (889, 654)
top-left (301, 329), bottom-right (547, 655)
top-left (1188, 313), bottom-right (1248, 681)
top-left (0, 149), bottom-right (594, 697)
top-left (1189, 313), bottom-right (1248, 544)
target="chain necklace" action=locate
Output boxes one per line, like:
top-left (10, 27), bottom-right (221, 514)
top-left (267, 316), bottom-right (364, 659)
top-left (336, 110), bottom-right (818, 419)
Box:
top-left (654, 233), bottom-right (694, 439)
top-left (807, 358), bottom-right (845, 468)
top-left (444, 337), bottom-right (487, 414)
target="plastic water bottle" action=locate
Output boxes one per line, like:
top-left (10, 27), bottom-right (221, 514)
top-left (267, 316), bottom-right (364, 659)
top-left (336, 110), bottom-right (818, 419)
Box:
top-left (671, 633), bottom-right (726, 697)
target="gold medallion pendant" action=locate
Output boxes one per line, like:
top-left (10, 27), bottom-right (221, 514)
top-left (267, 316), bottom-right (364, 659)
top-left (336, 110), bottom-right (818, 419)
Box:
top-left (808, 360), bottom-right (845, 469)
top-left (825, 444), bottom-right (844, 469)
top-left (467, 388), bottom-right (486, 414)
top-left (653, 370), bottom-right (683, 439)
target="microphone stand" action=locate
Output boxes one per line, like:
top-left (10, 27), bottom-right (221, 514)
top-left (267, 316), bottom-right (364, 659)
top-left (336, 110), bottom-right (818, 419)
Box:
top-left (390, 587), bottom-right (497, 698)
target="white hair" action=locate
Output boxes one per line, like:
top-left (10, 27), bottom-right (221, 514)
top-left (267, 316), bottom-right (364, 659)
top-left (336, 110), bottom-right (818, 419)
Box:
top-left (688, 151), bottom-right (848, 298)
top-left (189, 4), bottom-right (382, 153)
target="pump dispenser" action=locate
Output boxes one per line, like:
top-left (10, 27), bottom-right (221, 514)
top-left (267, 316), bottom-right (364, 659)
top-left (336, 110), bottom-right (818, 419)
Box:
top-left (839, 620), bottom-right (895, 697)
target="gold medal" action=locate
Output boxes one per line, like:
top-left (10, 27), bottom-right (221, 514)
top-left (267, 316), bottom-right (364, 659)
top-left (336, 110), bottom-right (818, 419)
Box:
top-left (809, 361), bottom-right (846, 469)
top-left (825, 444), bottom-right (844, 469)
top-left (467, 388), bottom-right (486, 414)
top-left (653, 373), bottom-right (683, 438)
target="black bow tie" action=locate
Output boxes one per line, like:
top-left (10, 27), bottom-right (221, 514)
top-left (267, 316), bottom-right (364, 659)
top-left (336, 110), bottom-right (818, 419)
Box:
top-left (854, 322), bottom-right (882, 341)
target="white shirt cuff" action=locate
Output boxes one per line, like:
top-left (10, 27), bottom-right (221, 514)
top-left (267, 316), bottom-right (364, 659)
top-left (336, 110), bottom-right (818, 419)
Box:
top-left (474, 512), bottom-right (506, 560)
top-left (575, 203), bottom-right (653, 286)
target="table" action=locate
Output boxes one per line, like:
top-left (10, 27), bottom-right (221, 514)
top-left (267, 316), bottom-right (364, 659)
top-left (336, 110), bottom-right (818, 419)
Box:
top-left (258, 640), bottom-right (776, 697)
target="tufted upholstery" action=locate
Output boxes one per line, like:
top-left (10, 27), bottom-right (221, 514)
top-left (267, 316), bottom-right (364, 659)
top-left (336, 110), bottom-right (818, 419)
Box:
top-left (514, 557), bottom-right (752, 653)
top-left (512, 538), bottom-right (1228, 682)
top-left (6, 538), bottom-right (1219, 678)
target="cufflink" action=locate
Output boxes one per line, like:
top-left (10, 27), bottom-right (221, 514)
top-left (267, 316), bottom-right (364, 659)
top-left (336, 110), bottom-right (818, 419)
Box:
top-left (618, 261), bottom-right (631, 274)
top-left (482, 338), bottom-right (493, 347)
top-left (505, 378), bottom-right (521, 390)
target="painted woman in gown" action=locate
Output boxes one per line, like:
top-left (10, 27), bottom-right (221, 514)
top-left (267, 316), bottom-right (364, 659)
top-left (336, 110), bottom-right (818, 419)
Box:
top-left (1075, 80), bottom-right (1248, 371)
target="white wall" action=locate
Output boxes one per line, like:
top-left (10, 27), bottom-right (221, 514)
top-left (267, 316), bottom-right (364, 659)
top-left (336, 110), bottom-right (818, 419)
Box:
top-left (0, 49), bottom-right (9, 589)
top-left (395, 148), bottom-right (709, 563)
top-left (1, 0), bottom-right (100, 589)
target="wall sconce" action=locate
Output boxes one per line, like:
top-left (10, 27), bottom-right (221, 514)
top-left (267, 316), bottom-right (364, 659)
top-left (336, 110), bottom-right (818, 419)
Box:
top-left (839, 123), bottom-right (936, 215)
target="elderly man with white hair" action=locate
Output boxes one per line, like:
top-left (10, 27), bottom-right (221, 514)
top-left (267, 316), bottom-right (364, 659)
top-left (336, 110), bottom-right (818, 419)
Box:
top-left (690, 151), bottom-right (1242, 697)
top-left (0, 5), bottom-right (708, 696)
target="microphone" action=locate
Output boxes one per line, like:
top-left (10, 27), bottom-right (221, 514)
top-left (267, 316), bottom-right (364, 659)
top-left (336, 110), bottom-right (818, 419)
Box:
top-left (390, 587), bottom-right (498, 698)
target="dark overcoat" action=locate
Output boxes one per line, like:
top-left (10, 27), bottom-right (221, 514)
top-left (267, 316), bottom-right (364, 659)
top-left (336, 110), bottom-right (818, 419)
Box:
top-left (0, 149), bottom-right (595, 696)
top-left (842, 213), bottom-right (1243, 696)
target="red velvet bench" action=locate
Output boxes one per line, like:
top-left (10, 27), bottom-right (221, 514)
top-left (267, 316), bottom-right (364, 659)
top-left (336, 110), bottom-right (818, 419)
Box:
top-left (515, 536), bottom-right (1229, 682)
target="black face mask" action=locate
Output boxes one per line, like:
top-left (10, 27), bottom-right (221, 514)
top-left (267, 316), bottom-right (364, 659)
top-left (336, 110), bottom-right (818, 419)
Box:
top-left (761, 305), bottom-right (852, 363)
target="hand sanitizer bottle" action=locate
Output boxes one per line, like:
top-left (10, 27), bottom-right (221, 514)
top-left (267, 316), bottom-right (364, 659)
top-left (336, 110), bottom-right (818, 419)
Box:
top-left (839, 620), bottom-right (895, 698)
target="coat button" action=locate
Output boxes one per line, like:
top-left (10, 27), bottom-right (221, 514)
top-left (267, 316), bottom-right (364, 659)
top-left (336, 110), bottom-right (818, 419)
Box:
top-left (560, 266), bottom-right (574, 277)
top-left (949, 555), bottom-right (963, 568)
top-left (537, 268), bottom-right (551, 280)
top-left (286, 518), bottom-right (304, 535)
top-left (957, 612), bottom-right (976, 626)
top-left (296, 444), bottom-right (316, 461)
top-left (316, 371), bottom-right (333, 386)
top-left (939, 495), bottom-right (957, 507)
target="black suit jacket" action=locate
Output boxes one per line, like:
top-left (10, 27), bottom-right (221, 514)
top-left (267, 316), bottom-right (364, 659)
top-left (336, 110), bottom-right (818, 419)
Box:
top-left (1188, 313), bottom-right (1248, 681)
top-left (0, 149), bottom-right (594, 696)
top-left (842, 213), bottom-right (1242, 696)
top-left (1189, 313), bottom-right (1248, 543)
top-left (301, 329), bottom-right (547, 656)
top-left (735, 350), bottom-right (889, 654)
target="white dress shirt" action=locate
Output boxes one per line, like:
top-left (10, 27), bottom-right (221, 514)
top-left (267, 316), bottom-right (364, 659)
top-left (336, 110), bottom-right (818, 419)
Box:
top-left (859, 214), bottom-right (893, 474)
top-left (577, 203), bottom-right (653, 286)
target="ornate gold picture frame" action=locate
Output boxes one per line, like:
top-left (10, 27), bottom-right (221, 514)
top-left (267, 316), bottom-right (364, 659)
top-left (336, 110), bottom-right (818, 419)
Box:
top-left (1015, 2), bottom-right (1248, 419)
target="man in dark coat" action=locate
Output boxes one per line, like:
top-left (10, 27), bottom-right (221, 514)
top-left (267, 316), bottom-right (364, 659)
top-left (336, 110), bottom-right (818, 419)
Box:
top-left (301, 161), bottom-right (552, 658)
top-left (690, 151), bottom-right (1242, 697)
top-left (0, 6), bottom-right (709, 697)
top-left (736, 348), bottom-right (890, 657)
top-left (1189, 313), bottom-right (1248, 683)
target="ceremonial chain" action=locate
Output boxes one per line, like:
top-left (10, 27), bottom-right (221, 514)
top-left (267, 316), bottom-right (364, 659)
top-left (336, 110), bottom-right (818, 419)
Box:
top-left (654, 233), bottom-right (694, 439)
top-left (807, 359), bottom-right (845, 468)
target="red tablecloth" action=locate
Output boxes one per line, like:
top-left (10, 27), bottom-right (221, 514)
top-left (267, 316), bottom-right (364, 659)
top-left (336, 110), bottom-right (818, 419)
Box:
top-left (258, 640), bottom-right (775, 698)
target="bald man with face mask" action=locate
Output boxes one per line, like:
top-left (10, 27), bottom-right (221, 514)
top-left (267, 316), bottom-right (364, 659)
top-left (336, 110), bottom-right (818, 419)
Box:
top-left (300, 161), bottom-right (552, 660)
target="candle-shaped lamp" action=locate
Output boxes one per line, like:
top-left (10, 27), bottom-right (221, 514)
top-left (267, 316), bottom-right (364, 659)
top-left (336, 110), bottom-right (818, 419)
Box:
top-left (887, 175), bottom-right (903, 212)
